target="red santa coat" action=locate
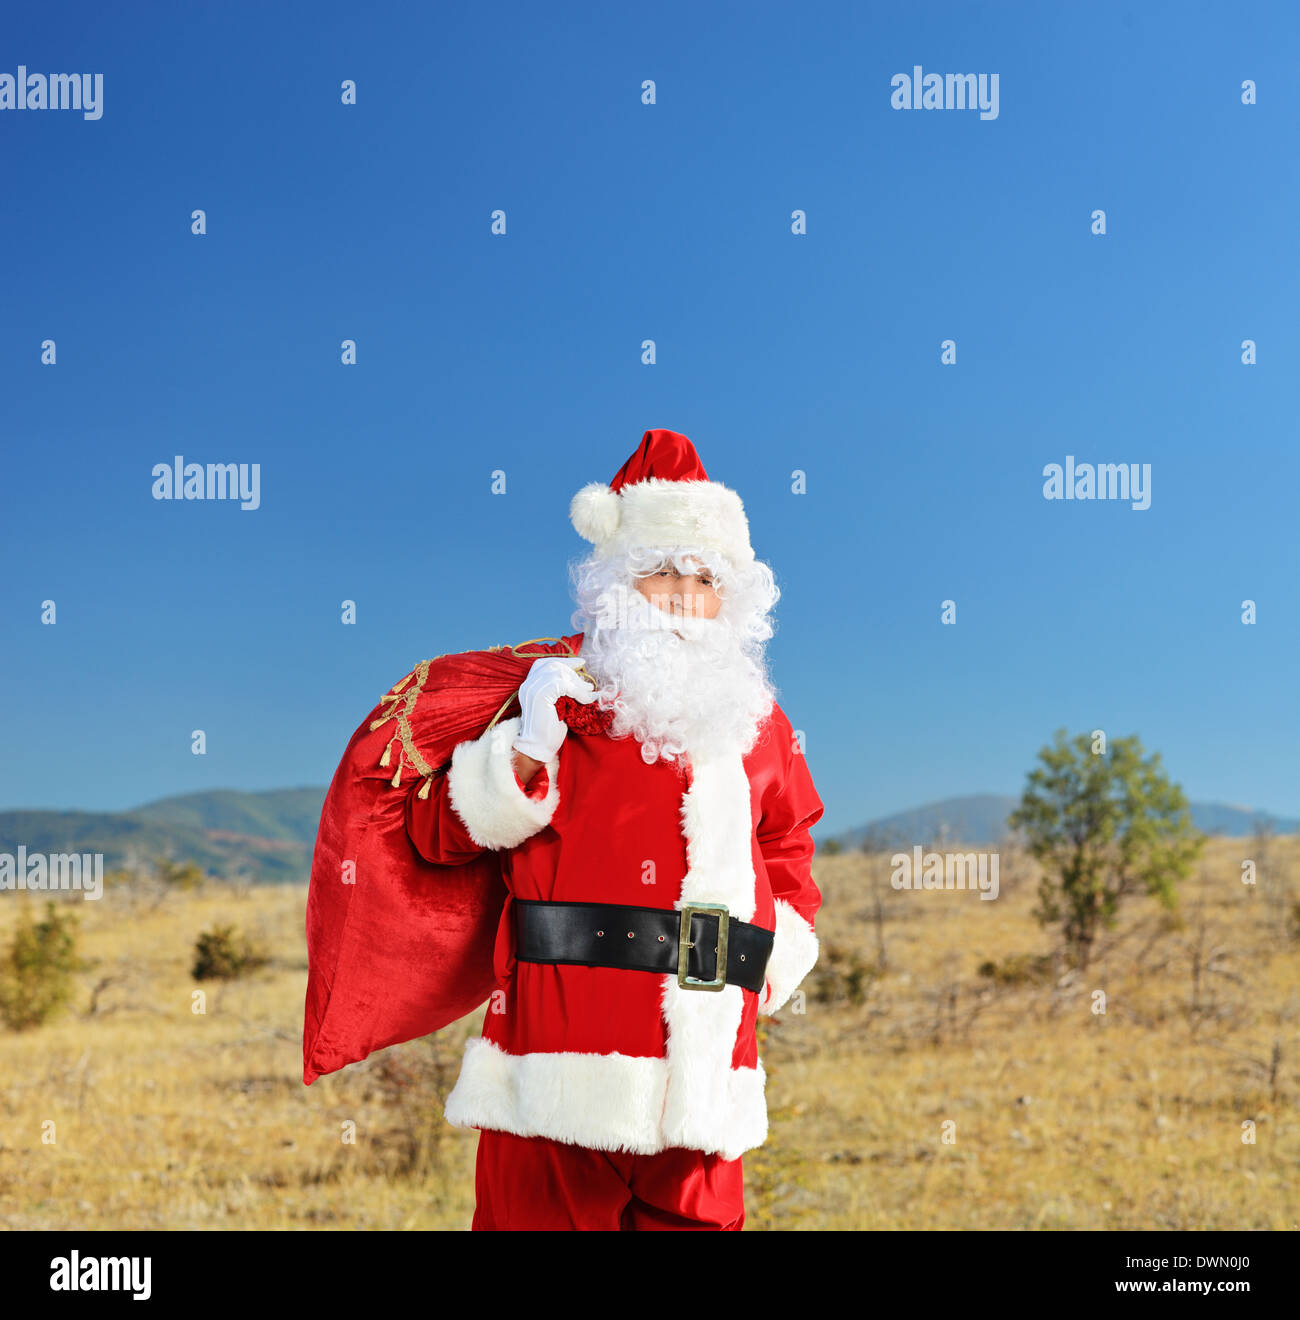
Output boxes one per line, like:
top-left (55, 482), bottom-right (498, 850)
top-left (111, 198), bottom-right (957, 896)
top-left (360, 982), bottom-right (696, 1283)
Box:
top-left (405, 677), bottom-right (825, 1162)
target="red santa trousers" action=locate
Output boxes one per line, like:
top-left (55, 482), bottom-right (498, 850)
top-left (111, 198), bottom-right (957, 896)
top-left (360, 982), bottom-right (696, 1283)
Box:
top-left (471, 1128), bottom-right (745, 1231)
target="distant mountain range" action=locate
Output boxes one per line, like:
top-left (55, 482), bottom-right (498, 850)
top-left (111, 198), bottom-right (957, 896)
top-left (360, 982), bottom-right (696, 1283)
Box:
top-left (0, 789), bottom-right (326, 884)
top-left (0, 788), bottom-right (1293, 885)
top-left (828, 794), bottom-right (1299, 850)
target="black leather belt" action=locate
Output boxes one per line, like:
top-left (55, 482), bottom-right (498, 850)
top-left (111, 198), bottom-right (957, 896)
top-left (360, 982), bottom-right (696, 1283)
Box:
top-left (513, 899), bottom-right (774, 993)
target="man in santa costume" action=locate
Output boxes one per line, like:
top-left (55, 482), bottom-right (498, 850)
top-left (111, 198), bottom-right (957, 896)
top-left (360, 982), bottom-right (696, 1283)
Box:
top-left (404, 429), bottom-right (824, 1230)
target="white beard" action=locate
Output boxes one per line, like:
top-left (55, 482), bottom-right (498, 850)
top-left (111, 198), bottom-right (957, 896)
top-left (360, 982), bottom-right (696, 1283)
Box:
top-left (578, 583), bottom-right (775, 764)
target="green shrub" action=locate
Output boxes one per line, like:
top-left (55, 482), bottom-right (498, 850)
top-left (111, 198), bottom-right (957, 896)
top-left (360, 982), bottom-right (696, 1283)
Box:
top-left (977, 952), bottom-right (1055, 985)
top-left (192, 924), bottom-right (269, 981)
top-left (813, 941), bottom-right (877, 1005)
top-left (0, 901), bottom-right (82, 1031)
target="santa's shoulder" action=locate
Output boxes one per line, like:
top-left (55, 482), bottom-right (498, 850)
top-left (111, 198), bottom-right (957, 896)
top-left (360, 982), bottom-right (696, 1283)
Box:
top-left (746, 698), bottom-right (798, 760)
top-left (763, 698), bottom-right (793, 730)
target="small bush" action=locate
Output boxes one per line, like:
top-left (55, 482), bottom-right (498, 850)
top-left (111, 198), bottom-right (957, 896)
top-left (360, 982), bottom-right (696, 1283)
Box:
top-left (813, 941), bottom-right (877, 1005)
top-left (158, 859), bottom-right (205, 892)
top-left (977, 952), bottom-right (1054, 986)
top-left (192, 925), bottom-right (269, 981)
top-left (0, 901), bottom-right (83, 1031)
top-left (364, 1034), bottom-right (464, 1180)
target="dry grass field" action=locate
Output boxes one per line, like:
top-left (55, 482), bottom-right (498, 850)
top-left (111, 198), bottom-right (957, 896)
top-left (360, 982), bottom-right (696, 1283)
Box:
top-left (1, 834), bottom-right (1296, 1230)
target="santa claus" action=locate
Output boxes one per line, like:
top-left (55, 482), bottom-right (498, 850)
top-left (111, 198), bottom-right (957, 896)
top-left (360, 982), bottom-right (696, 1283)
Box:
top-left (402, 428), bottom-right (824, 1230)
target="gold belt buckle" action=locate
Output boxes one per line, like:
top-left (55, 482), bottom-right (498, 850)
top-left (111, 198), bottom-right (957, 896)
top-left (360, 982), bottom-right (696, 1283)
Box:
top-left (678, 903), bottom-right (729, 991)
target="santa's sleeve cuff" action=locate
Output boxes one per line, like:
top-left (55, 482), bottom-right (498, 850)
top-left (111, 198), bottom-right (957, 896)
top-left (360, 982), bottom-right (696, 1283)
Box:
top-left (446, 715), bottom-right (561, 850)
top-left (758, 897), bottom-right (819, 1015)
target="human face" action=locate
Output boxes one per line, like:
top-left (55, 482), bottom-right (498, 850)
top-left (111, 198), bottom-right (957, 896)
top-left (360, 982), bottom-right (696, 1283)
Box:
top-left (633, 558), bottom-right (722, 620)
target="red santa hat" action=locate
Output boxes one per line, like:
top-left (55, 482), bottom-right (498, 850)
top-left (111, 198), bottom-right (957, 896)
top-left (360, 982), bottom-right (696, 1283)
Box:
top-left (569, 429), bottom-right (754, 567)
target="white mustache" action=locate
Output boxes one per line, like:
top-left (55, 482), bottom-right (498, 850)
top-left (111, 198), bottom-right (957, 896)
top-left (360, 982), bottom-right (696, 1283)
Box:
top-left (662, 611), bottom-right (719, 641)
top-left (602, 585), bottom-right (721, 639)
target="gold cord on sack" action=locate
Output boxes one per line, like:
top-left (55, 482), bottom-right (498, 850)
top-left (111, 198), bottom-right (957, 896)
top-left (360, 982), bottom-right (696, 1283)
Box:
top-left (368, 637), bottom-right (595, 799)
top-left (484, 637), bottom-right (596, 731)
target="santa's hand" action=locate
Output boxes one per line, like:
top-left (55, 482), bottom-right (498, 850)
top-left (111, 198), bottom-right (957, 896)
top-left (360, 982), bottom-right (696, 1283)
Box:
top-left (511, 656), bottom-right (596, 762)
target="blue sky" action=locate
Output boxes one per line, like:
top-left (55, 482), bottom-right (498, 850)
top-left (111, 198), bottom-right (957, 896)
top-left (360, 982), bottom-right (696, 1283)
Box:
top-left (3, 0), bottom-right (1297, 837)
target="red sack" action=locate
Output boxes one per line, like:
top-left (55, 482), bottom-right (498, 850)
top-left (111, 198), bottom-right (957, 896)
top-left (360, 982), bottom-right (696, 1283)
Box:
top-left (302, 633), bottom-right (586, 1085)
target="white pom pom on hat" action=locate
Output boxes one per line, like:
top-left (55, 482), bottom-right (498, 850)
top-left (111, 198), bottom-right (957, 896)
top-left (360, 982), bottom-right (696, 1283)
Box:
top-left (568, 429), bottom-right (754, 565)
top-left (569, 481), bottom-right (622, 543)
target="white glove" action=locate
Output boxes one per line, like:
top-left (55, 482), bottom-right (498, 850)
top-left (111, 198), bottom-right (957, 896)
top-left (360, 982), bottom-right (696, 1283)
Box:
top-left (511, 656), bottom-right (596, 763)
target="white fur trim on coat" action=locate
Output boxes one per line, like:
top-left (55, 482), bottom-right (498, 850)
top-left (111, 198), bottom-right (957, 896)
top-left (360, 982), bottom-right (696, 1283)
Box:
top-left (757, 897), bottom-right (819, 1015)
top-left (658, 746), bottom-right (760, 1151)
top-left (443, 1035), bottom-right (768, 1161)
top-left (445, 715), bottom-right (560, 851)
